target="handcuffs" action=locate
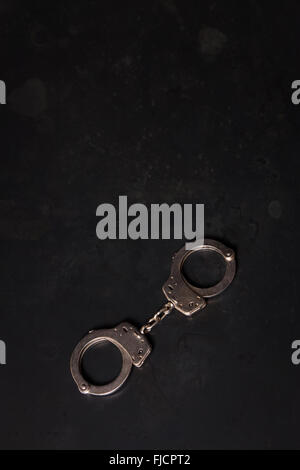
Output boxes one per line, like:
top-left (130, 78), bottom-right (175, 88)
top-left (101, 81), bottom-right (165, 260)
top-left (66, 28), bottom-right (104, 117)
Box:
top-left (70, 239), bottom-right (236, 396)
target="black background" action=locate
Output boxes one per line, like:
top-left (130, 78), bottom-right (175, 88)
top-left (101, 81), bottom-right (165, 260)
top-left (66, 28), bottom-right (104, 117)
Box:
top-left (0, 0), bottom-right (300, 450)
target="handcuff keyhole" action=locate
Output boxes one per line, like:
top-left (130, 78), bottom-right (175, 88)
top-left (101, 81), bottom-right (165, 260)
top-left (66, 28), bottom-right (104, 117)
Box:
top-left (182, 250), bottom-right (226, 289)
top-left (81, 341), bottom-right (122, 386)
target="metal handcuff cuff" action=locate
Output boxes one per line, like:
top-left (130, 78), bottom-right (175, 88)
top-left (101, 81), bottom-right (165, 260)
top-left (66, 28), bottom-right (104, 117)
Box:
top-left (70, 239), bottom-right (236, 396)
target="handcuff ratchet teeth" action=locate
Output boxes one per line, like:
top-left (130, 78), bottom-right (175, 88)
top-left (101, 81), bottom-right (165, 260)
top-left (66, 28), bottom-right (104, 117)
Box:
top-left (70, 239), bottom-right (236, 396)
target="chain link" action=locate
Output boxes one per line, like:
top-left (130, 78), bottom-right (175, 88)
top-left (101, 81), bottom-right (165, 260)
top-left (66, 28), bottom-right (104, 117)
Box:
top-left (140, 302), bottom-right (174, 335)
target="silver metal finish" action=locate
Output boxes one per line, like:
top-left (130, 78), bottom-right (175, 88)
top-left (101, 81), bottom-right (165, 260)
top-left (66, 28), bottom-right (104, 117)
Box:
top-left (70, 239), bottom-right (236, 396)
top-left (140, 302), bottom-right (174, 334)
top-left (162, 239), bottom-right (236, 316)
top-left (70, 322), bottom-right (151, 396)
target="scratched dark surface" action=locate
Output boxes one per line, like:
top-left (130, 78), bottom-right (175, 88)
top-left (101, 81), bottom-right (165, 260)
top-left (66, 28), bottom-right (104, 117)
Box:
top-left (0, 0), bottom-right (300, 450)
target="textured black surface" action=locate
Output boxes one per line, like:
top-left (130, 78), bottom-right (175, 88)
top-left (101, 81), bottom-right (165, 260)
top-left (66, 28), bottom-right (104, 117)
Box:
top-left (0, 0), bottom-right (300, 449)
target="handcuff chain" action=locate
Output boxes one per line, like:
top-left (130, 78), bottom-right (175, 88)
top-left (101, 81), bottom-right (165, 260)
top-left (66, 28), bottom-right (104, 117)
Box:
top-left (140, 302), bottom-right (174, 335)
